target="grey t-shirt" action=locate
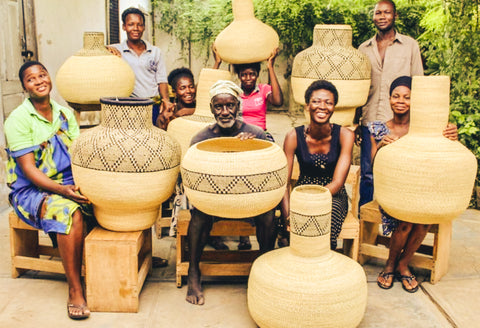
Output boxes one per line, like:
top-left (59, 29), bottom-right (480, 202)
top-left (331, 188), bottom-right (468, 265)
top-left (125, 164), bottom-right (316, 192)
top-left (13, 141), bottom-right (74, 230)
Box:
top-left (191, 120), bottom-right (267, 145)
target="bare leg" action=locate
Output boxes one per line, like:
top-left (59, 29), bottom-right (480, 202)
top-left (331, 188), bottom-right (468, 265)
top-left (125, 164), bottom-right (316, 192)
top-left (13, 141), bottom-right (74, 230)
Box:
top-left (56, 209), bottom-right (89, 317)
top-left (378, 221), bottom-right (413, 287)
top-left (186, 209), bottom-right (213, 305)
top-left (254, 209), bottom-right (276, 255)
top-left (396, 223), bottom-right (430, 291)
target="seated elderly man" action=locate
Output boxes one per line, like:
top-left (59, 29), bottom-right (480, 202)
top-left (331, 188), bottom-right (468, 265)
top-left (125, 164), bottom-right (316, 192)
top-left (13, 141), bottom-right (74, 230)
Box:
top-left (186, 80), bottom-right (277, 305)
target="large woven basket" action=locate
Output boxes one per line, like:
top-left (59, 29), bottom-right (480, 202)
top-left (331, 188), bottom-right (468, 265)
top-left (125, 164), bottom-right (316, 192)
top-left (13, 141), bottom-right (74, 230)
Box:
top-left (291, 25), bottom-right (371, 126)
top-left (374, 76), bottom-right (477, 224)
top-left (167, 68), bottom-right (231, 159)
top-left (181, 137), bottom-right (287, 218)
top-left (214, 0), bottom-right (279, 64)
top-left (56, 32), bottom-right (135, 104)
top-left (71, 97), bottom-right (180, 231)
top-left (248, 185), bottom-right (367, 328)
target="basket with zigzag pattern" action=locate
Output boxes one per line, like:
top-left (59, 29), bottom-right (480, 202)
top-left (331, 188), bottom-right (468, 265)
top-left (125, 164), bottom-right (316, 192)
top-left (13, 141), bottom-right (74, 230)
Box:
top-left (181, 137), bottom-right (287, 218)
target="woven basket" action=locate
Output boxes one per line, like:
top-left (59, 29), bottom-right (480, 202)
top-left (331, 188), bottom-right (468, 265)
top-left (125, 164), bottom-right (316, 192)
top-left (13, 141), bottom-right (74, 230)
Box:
top-left (167, 68), bottom-right (231, 158)
top-left (248, 185), bottom-right (367, 328)
top-left (374, 76), bottom-right (478, 224)
top-left (56, 32), bottom-right (135, 104)
top-left (181, 137), bottom-right (287, 218)
top-left (71, 97), bottom-right (180, 231)
top-left (291, 25), bottom-right (371, 126)
top-left (213, 0), bottom-right (279, 64)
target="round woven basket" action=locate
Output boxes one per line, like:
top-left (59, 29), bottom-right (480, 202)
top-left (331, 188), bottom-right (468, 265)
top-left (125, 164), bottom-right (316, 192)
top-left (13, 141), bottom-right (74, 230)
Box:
top-left (181, 137), bottom-right (287, 218)
top-left (167, 68), bottom-right (231, 159)
top-left (374, 76), bottom-right (478, 224)
top-left (56, 32), bottom-right (135, 104)
top-left (71, 97), bottom-right (181, 231)
top-left (248, 185), bottom-right (367, 328)
top-left (291, 25), bottom-right (371, 126)
top-left (214, 0), bottom-right (279, 64)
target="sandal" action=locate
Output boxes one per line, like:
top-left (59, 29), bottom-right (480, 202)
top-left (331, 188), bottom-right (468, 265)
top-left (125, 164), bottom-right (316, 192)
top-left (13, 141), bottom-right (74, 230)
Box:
top-left (67, 303), bottom-right (90, 320)
top-left (208, 236), bottom-right (229, 250)
top-left (152, 256), bottom-right (169, 268)
top-left (397, 273), bottom-right (419, 293)
top-left (238, 237), bottom-right (252, 250)
top-left (377, 271), bottom-right (395, 289)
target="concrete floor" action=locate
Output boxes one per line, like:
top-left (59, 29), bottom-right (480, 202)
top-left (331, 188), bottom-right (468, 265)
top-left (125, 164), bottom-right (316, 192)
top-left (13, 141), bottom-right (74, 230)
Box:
top-left (0, 112), bottom-right (479, 327)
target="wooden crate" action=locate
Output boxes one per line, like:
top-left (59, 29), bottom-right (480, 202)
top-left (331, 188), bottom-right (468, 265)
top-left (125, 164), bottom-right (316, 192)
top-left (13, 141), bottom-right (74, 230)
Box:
top-left (359, 200), bottom-right (451, 284)
top-left (85, 227), bottom-right (152, 312)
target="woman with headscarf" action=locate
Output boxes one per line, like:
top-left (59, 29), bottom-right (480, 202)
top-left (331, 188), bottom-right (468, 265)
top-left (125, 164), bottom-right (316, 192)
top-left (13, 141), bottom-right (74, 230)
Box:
top-left (372, 76), bottom-right (458, 293)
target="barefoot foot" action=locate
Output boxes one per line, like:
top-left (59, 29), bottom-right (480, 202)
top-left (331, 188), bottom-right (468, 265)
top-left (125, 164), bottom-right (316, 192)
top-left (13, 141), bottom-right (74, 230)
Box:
top-left (186, 269), bottom-right (204, 305)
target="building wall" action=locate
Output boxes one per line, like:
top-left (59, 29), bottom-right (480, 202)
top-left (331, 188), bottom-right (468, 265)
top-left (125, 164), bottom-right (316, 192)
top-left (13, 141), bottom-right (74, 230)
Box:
top-left (34, 0), bottom-right (107, 106)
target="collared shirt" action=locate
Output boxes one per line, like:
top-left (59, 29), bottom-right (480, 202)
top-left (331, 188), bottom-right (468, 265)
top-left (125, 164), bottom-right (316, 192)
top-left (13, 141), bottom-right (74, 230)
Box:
top-left (358, 31), bottom-right (424, 126)
top-left (4, 98), bottom-right (79, 154)
top-left (112, 40), bottom-right (167, 98)
top-left (240, 83), bottom-right (272, 130)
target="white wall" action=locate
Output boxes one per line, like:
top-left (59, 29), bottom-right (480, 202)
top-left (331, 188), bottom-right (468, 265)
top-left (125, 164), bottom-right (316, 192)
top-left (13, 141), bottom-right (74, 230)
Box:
top-left (34, 0), bottom-right (107, 106)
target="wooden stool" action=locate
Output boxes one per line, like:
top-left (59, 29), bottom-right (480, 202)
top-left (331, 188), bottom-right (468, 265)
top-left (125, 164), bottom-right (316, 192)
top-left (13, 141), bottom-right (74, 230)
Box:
top-left (85, 227), bottom-right (152, 312)
top-left (9, 211), bottom-right (65, 278)
top-left (359, 200), bottom-right (451, 284)
top-left (176, 210), bottom-right (259, 287)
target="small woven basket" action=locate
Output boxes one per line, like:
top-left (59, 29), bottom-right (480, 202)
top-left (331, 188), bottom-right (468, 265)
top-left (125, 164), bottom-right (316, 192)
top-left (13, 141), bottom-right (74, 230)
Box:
top-left (56, 32), bottom-right (135, 104)
top-left (181, 137), bottom-right (287, 218)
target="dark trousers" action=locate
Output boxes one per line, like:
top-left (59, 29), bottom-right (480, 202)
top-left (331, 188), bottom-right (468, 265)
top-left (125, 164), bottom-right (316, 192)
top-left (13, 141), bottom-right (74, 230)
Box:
top-left (359, 125), bottom-right (374, 207)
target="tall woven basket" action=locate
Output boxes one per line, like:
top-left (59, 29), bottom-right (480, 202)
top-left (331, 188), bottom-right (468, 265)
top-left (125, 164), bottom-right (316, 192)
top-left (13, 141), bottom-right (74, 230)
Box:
top-left (56, 32), bottom-right (135, 104)
top-left (167, 68), bottom-right (231, 159)
top-left (248, 185), bottom-right (367, 328)
top-left (374, 76), bottom-right (477, 224)
top-left (181, 137), bottom-right (287, 218)
top-left (71, 98), bottom-right (180, 231)
top-left (291, 25), bottom-right (371, 126)
top-left (213, 0), bottom-right (279, 64)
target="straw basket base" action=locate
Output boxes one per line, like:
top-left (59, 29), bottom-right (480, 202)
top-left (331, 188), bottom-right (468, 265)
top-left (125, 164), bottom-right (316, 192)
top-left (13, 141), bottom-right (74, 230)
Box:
top-left (72, 165), bottom-right (179, 231)
top-left (184, 188), bottom-right (285, 219)
top-left (248, 247), bottom-right (367, 328)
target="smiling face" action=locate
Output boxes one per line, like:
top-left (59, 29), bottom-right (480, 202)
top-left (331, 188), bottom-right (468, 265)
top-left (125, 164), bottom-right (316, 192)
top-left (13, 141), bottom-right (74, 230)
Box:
top-left (306, 89), bottom-right (335, 124)
top-left (238, 68), bottom-right (258, 92)
top-left (21, 65), bottom-right (52, 100)
top-left (373, 1), bottom-right (396, 33)
top-left (175, 77), bottom-right (196, 106)
top-left (123, 13), bottom-right (145, 41)
top-left (390, 85), bottom-right (411, 115)
top-left (210, 93), bottom-right (239, 129)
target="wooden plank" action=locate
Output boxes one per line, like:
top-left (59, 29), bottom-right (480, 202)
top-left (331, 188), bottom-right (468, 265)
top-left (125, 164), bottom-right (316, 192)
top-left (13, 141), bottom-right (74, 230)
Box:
top-left (13, 256), bottom-right (65, 274)
top-left (136, 254), bottom-right (152, 296)
top-left (177, 262), bottom-right (253, 277)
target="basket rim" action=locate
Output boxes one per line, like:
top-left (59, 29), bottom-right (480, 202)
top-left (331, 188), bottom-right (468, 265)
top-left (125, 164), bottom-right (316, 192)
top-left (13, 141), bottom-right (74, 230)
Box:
top-left (100, 97), bottom-right (153, 106)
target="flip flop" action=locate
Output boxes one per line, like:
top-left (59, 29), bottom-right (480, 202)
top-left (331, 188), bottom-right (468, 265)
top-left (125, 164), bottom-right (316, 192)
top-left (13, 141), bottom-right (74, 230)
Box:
top-left (152, 257), bottom-right (169, 268)
top-left (208, 236), bottom-right (229, 250)
top-left (67, 303), bottom-right (90, 320)
top-left (238, 240), bottom-right (252, 250)
top-left (397, 273), bottom-right (419, 293)
top-left (377, 271), bottom-right (395, 289)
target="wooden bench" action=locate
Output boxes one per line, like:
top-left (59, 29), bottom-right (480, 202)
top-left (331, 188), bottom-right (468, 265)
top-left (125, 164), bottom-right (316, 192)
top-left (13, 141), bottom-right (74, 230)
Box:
top-left (9, 211), bottom-right (65, 278)
top-left (85, 227), bottom-right (152, 312)
top-left (359, 200), bottom-right (451, 284)
top-left (175, 210), bottom-right (259, 287)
